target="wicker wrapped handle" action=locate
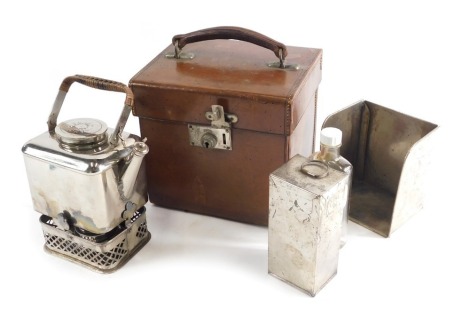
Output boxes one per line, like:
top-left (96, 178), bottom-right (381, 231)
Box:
top-left (58, 75), bottom-right (134, 107)
top-left (48, 75), bottom-right (134, 145)
top-left (172, 26), bottom-right (288, 67)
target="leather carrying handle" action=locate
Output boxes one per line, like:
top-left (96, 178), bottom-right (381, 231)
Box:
top-left (48, 75), bottom-right (134, 145)
top-left (172, 26), bottom-right (288, 66)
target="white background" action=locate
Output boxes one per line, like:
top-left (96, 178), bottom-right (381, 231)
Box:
top-left (2, 1), bottom-right (469, 317)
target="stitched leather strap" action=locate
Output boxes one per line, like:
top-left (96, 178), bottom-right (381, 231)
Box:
top-left (172, 26), bottom-right (288, 60)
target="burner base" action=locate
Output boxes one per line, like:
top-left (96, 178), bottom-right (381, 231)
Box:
top-left (40, 207), bottom-right (150, 273)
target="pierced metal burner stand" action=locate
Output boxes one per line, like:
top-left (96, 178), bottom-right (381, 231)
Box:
top-left (40, 207), bottom-right (150, 273)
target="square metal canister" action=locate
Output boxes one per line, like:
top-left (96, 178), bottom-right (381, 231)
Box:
top-left (322, 100), bottom-right (439, 237)
top-left (268, 154), bottom-right (349, 296)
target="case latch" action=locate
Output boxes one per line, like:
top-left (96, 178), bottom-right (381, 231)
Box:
top-left (188, 105), bottom-right (238, 150)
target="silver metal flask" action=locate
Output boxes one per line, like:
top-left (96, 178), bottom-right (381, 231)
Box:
top-left (22, 75), bottom-right (150, 272)
top-left (268, 155), bottom-right (349, 296)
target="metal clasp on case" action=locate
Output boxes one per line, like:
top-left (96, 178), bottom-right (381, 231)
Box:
top-left (188, 105), bottom-right (238, 150)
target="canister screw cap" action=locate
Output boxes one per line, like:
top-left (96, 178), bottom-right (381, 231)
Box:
top-left (320, 127), bottom-right (342, 147)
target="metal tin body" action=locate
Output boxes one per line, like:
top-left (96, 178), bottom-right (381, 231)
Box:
top-left (322, 100), bottom-right (439, 237)
top-left (268, 155), bottom-right (349, 296)
top-left (22, 129), bottom-right (148, 234)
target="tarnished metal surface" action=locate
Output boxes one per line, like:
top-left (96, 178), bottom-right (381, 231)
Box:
top-left (22, 129), bottom-right (148, 234)
top-left (188, 125), bottom-right (232, 150)
top-left (268, 155), bottom-right (349, 296)
top-left (322, 100), bottom-right (439, 237)
top-left (188, 105), bottom-right (236, 150)
top-left (41, 208), bottom-right (150, 273)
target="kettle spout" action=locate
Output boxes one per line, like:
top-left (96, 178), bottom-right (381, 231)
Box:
top-left (119, 140), bottom-right (149, 200)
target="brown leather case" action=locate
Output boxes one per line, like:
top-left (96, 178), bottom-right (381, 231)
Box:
top-left (129, 27), bottom-right (322, 225)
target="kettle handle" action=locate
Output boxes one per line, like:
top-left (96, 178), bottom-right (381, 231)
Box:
top-left (47, 75), bottom-right (134, 146)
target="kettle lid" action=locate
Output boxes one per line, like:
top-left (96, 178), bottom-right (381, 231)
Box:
top-left (55, 118), bottom-right (108, 147)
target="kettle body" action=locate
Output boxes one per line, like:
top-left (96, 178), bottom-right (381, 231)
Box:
top-left (22, 75), bottom-right (149, 234)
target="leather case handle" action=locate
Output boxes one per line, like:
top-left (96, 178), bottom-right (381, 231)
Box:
top-left (48, 75), bottom-right (134, 145)
top-left (172, 26), bottom-right (288, 68)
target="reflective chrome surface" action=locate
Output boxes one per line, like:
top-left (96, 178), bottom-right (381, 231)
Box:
top-left (55, 118), bottom-right (108, 147)
top-left (22, 128), bottom-right (148, 234)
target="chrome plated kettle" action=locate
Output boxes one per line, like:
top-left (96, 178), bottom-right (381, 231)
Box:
top-left (22, 75), bottom-right (150, 272)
